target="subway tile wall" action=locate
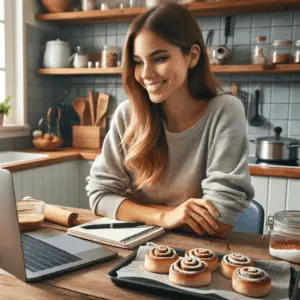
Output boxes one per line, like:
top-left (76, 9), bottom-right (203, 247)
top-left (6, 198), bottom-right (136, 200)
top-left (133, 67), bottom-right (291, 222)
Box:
top-left (4, 9), bottom-right (300, 155)
top-left (57, 10), bottom-right (300, 156)
top-left (0, 24), bottom-right (57, 151)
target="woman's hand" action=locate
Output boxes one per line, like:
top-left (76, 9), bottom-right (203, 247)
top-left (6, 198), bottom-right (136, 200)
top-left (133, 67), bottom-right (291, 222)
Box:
top-left (161, 198), bottom-right (220, 235)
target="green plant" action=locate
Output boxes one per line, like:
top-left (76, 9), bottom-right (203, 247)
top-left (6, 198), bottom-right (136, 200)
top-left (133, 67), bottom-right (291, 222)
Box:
top-left (0, 96), bottom-right (12, 115)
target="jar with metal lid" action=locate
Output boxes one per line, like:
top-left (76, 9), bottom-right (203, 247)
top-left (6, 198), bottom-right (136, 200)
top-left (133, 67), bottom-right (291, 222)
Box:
top-left (269, 40), bottom-right (292, 64)
top-left (293, 40), bottom-right (300, 64)
top-left (101, 46), bottom-right (120, 68)
top-left (252, 36), bottom-right (269, 65)
top-left (266, 211), bottom-right (300, 264)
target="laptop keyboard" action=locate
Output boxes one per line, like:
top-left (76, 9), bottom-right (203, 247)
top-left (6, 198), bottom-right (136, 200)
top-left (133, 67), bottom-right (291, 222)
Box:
top-left (21, 234), bottom-right (82, 273)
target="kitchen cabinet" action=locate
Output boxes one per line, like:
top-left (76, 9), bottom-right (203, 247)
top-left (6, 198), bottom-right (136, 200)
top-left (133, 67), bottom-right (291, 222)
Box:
top-left (79, 160), bottom-right (94, 209)
top-left (251, 176), bottom-right (300, 232)
top-left (12, 161), bottom-right (80, 207)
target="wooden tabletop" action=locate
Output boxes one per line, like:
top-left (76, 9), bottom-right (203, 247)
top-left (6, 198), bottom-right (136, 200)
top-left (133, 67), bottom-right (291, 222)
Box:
top-left (0, 207), bottom-right (299, 300)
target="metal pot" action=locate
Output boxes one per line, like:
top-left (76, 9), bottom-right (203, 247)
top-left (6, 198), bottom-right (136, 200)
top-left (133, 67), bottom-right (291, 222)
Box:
top-left (250, 127), bottom-right (300, 162)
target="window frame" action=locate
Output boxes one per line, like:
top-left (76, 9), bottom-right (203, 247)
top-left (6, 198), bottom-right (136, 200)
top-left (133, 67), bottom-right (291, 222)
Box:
top-left (0, 0), bottom-right (29, 138)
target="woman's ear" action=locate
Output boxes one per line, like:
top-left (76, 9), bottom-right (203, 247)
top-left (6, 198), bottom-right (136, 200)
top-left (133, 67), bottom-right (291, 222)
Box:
top-left (189, 44), bottom-right (201, 68)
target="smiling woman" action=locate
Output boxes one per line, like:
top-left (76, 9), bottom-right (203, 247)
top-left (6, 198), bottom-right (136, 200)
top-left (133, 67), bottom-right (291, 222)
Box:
top-left (86, 2), bottom-right (255, 238)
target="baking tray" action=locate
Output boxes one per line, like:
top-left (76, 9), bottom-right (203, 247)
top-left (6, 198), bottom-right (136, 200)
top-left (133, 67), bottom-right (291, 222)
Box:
top-left (107, 247), bottom-right (300, 300)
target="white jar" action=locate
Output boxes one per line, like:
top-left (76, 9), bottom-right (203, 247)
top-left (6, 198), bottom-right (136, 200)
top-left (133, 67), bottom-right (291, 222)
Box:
top-left (267, 211), bottom-right (300, 264)
top-left (81, 0), bottom-right (96, 11)
top-left (43, 39), bottom-right (71, 68)
top-left (146, 0), bottom-right (162, 7)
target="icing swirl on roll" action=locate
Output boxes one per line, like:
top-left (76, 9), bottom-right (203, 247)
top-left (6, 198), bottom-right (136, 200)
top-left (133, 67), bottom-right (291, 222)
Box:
top-left (186, 248), bottom-right (215, 260)
top-left (171, 257), bottom-right (207, 274)
top-left (148, 246), bottom-right (177, 259)
top-left (235, 267), bottom-right (269, 282)
top-left (223, 253), bottom-right (252, 266)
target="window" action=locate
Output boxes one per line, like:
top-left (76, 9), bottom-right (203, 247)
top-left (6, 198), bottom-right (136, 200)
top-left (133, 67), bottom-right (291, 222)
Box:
top-left (0, 0), bottom-right (29, 138)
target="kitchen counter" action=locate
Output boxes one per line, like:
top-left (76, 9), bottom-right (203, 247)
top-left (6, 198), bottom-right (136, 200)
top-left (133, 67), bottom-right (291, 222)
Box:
top-left (1, 148), bottom-right (300, 178)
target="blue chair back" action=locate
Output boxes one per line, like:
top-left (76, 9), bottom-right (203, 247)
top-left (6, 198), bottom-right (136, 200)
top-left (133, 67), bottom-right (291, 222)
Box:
top-left (233, 199), bottom-right (265, 235)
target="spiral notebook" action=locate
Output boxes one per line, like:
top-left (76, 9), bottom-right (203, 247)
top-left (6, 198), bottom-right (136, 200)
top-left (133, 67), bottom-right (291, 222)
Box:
top-left (67, 218), bottom-right (165, 249)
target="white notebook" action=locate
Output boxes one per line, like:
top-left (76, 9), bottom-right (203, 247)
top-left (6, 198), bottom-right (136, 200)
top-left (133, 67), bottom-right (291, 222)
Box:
top-left (67, 217), bottom-right (165, 249)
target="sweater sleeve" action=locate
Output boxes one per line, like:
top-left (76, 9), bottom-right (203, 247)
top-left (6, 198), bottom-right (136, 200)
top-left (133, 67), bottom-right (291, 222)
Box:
top-left (86, 101), bottom-right (131, 218)
top-left (201, 98), bottom-right (255, 226)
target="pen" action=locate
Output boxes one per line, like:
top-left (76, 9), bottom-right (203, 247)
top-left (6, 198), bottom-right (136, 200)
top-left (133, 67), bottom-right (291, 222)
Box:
top-left (81, 221), bottom-right (146, 230)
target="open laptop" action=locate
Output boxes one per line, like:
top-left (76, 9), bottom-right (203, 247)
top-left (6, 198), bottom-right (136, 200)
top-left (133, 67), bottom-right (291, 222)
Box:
top-left (0, 169), bottom-right (118, 282)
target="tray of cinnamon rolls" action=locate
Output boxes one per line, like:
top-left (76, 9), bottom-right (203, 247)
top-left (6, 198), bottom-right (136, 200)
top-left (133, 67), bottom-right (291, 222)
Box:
top-left (107, 244), bottom-right (300, 300)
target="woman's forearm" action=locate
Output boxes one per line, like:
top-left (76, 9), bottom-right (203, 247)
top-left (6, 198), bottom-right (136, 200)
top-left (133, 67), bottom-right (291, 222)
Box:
top-left (115, 199), bottom-right (173, 227)
top-left (116, 199), bottom-right (233, 238)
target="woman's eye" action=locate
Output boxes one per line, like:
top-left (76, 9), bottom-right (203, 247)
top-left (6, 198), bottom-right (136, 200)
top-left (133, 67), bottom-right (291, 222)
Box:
top-left (133, 60), bottom-right (143, 66)
top-left (154, 56), bottom-right (168, 63)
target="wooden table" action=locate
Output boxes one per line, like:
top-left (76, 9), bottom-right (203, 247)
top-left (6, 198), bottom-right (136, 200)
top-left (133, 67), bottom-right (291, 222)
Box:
top-left (0, 207), bottom-right (299, 300)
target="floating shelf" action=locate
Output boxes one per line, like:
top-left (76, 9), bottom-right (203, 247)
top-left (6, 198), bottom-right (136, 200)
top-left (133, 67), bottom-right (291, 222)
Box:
top-left (35, 0), bottom-right (300, 24)
top-left (38, 64), bottom-right (300, 76)
top-left (38, 67), bottom-right (122, 75)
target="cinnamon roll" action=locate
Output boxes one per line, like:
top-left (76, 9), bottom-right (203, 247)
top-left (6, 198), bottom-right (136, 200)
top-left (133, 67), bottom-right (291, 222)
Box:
top-left (220, 253), bottom-right (254, 278)
top-left (169, 256), bottom-right (211, 287)
top-left (232, 267), bottom-right (272, 297)
top-left (185, 248), bottom-right (218, 271)
top-left (144, 245), bottom-right (178, 274)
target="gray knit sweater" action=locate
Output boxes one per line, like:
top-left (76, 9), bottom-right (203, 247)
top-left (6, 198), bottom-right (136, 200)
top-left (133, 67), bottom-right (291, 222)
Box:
top-left (86, 94), bottom-right (255, 226)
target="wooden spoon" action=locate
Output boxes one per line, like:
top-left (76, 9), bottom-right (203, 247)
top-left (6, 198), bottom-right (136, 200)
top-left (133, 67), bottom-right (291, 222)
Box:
top-left (72, 98), bottom-right (86, 126)
top-left (231, 83), bottom-right (238, 96)
top-left (94, 94), bottom-right (109, 127)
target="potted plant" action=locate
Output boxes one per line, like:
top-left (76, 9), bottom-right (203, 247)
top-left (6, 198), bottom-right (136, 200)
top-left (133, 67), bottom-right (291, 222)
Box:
top-left (0, 96), bottom-right (12, 126)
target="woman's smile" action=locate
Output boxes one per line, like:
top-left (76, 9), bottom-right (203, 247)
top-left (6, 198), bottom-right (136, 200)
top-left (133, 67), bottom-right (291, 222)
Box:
top-left (144, 80), bottom-right (169, 93)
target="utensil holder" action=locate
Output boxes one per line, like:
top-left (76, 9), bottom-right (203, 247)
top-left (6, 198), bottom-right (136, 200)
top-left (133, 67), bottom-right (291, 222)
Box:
top-left (72, 126), bottom-right (106, 149)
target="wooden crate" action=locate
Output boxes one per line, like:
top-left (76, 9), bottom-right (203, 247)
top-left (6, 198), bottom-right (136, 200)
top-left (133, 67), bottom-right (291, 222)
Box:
top-left (72, 126), bottom-right (106, 149)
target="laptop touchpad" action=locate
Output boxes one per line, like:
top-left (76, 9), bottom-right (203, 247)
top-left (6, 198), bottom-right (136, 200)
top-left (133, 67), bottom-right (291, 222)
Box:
top-left (27, 229), bottom-right (100, 254)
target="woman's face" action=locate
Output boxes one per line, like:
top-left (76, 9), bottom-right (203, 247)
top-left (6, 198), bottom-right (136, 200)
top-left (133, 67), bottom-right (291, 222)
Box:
top-left (133, 29), bottom-right (191, 104)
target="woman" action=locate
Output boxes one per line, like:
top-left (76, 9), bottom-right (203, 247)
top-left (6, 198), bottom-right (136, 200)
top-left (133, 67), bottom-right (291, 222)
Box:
top-left (86, 2), bottom-right (254, 238)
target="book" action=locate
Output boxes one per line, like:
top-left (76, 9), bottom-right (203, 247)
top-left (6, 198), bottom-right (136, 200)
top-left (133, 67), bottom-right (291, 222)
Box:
top-left (67, 217), bottom-right (165, 249)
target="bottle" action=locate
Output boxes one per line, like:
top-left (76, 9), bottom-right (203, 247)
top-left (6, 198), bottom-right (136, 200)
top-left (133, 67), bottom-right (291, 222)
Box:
top-left (252, 36), bottom-right (269, 65)
top-left (266, 210), bottom-right (300, 264)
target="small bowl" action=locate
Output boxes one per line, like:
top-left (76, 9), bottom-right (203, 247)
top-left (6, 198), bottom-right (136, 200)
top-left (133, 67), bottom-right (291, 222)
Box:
top-left (17, 198), bottom-right (45, 232)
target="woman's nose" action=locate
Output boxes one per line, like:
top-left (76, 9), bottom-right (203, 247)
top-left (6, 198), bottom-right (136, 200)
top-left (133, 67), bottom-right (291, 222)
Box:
top-left (141, 63), bottom-right (155, 80)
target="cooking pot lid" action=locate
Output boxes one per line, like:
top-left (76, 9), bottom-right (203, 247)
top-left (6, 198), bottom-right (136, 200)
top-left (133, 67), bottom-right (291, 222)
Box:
top-left (46, 39), bottom-right (69, 46)
top-left (257, 126), bottom-right (300, 144)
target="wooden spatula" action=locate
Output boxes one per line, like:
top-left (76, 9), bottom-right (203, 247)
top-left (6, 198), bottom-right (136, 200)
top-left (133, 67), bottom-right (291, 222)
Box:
top-left (88, 90), bottom-right (95, 125)
top-left (72, 97), bottom-right (86, 126)
top-left (94, 94), bottom-right (109, 127)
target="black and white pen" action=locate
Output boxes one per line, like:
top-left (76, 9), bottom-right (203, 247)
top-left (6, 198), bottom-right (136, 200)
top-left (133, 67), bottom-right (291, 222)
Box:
top-left (81, 221), bottom-right (146, 230)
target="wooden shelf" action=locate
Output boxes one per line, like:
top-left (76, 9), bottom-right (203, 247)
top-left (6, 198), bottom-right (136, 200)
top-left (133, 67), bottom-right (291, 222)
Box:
top-left (38, 67), bottom-right (122, 75)
top-left (35, 0), bottom-right (300, 24)
top-left (38, 64), bottom-right (300, 76)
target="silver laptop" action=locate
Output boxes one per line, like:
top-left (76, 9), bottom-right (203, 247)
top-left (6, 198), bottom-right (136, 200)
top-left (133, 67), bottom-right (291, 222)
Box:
top-left (0, 169), bottom-right (117, 281)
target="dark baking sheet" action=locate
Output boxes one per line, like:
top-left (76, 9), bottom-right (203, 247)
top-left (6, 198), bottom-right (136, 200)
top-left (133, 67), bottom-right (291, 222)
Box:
top-left (107, 247), bottom-right (300, 300)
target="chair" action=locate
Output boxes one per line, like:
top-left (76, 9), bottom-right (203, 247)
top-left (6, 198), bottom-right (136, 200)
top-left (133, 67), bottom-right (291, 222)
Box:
top-left (233, 199), bottom-right (265, 235)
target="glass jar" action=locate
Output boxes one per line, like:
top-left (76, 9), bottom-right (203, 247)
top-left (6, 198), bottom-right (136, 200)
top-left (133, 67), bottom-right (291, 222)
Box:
top-left (252, 36), bottom-right (269, 65)
top-left (101, 46), bottom-right (120, 68)
top-left (293, 40), bottom-right (300, 64)
top-left (266, 211), bottom-right (300, 264)
top-left (269, 40), bottom-right (292, 64)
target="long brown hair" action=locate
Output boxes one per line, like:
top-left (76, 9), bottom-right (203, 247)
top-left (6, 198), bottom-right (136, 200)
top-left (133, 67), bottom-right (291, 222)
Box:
top-left (122, 2), bottom-right (218, 189)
